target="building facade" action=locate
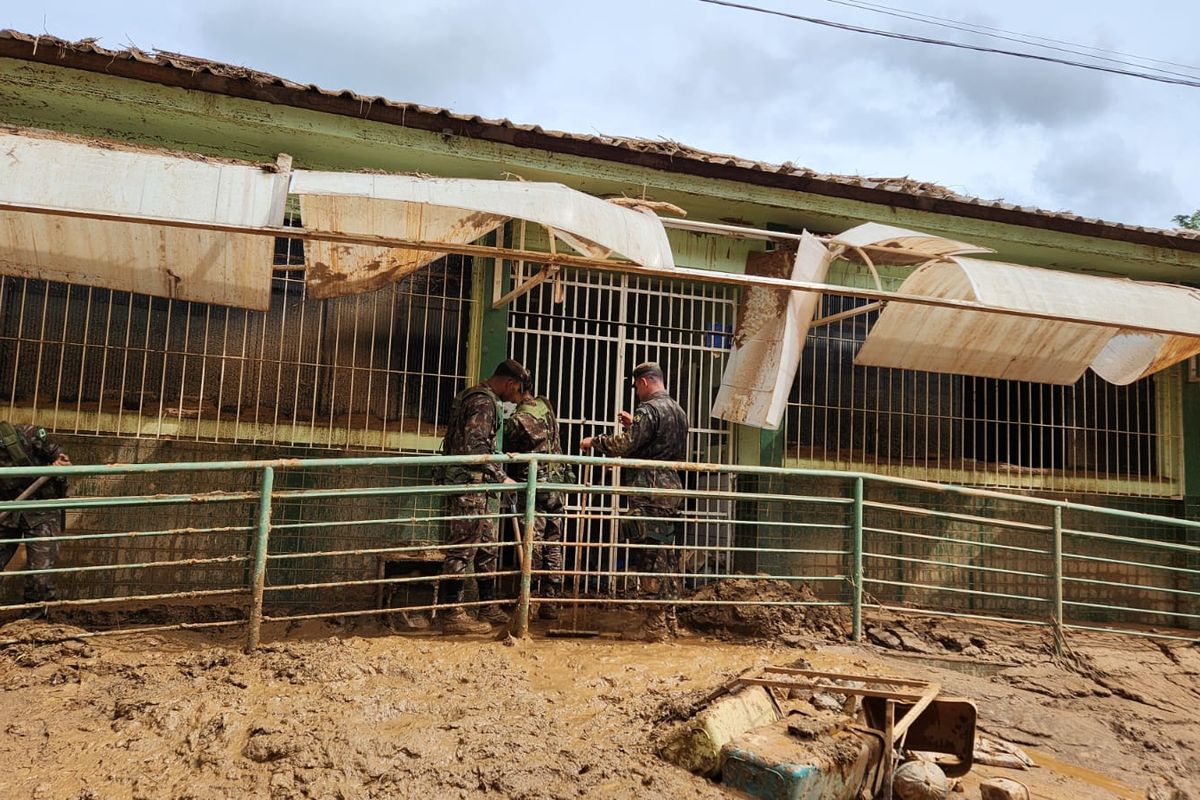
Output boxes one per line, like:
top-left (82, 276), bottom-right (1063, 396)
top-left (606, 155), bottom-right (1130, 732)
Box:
top-left (2, 31), bottom-right (1198, 619)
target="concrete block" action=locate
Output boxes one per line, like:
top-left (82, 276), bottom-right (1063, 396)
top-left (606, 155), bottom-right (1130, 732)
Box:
top-left (980, 777), bottom-right (1030, 800)
top-left (659, 685), bottom-right (780, 777)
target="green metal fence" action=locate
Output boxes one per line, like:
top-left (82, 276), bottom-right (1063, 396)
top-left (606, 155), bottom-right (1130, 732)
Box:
top-left (1, 453), bottom-right (1197, 649)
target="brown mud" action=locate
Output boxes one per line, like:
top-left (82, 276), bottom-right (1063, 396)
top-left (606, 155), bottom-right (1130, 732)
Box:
top-left (0, 603), bottom-right (1195, 800)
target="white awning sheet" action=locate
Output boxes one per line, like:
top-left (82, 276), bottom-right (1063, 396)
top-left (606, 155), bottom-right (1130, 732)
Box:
top-left (711, 233), bottom-right (832, 429)
top-left (290, 172), bottom-right (676, 298)
top-left (830, 222), bottom-right (992, 263)
top-left (854, 258), bottom-right (1200, 385)
top-left (0, 130), bottom-right (289, 310)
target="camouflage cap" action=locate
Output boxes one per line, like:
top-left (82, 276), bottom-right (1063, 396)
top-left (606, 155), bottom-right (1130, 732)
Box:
top-left (631, 361), bottom-right (664, 382)
top-left (492, 358), bottom-right (531, 385)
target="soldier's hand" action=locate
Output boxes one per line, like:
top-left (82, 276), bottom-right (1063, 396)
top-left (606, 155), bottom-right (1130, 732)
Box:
top-left (617, 411), bottom-right (633, 428)
top-left (53, 453), bottom-right (71, 467)
top-left (579, 436), bottom-right (593, 452)
top-left (502, 476), bottom-right (517, 484)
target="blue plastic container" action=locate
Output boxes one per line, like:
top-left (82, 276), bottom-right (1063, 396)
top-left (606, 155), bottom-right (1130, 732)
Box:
top-left (720, 720), bottom-right (882, 800)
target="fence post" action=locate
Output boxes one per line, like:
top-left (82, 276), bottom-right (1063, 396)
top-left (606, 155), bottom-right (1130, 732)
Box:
top-left (514, 459), bottom-right (538, 638)
top-left (851, 476), bottom-right (864, 642)
top-left (1051, 504), bottom-right (1064, 653)
top-left (245, 465), bottom-right (274, 653)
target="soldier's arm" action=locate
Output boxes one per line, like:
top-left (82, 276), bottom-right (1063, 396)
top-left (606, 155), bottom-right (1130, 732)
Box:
top-left (460, 395), bottom-right (508, 484)
top-left (504, 412), bottom-right (538, 454)
top-left (593, 406), bottom-right (656, 457)
top-left (20, 425), bottom-right (65, 465)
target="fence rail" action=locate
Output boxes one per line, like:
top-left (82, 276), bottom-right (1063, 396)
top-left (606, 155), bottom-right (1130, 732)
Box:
top-left (1, 453), bottom-right (1197, 649)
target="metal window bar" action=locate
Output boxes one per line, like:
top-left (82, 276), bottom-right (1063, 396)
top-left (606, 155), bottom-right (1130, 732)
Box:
top-left (0, 232), bottom-right (475, 454)
top-left (784, 260), bottom-right (1183, 498)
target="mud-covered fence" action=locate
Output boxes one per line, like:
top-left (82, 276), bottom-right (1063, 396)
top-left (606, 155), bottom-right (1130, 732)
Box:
top-left (0, 454), bottom-right (1197, 648)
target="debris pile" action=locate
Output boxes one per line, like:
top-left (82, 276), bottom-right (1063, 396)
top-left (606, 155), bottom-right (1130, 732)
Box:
top-left (680, 579), bottom-right (849, 642)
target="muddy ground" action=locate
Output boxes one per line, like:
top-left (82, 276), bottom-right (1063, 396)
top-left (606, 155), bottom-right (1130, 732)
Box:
top-left (0, 602), bottom-right (1196, 800)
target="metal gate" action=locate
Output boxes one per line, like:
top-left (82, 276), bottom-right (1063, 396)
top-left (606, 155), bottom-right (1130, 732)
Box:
top-left (506, 266), bottom-right (736, 593)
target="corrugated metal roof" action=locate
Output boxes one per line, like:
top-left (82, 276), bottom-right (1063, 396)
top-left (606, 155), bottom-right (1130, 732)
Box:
top-left (2, 28), bottom-right (1199, 253)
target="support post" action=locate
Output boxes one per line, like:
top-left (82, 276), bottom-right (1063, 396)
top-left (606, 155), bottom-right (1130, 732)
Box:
top-left (514, 459), bottom-right (538, 638)
top-left (245, 465), bottom-right (274, 653)
top-left (878, 699), bottom-right (895, 800)
top-left (852, 476), bottom-right (864, 642)
top-left (1052, 504), bottom-right (1064, 652)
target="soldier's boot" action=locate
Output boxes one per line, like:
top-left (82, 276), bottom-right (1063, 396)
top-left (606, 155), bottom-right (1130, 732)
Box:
top-left (537, 583), bottom-right (562, 621)
top-left (438, 580), bottom-right (491, 635)
top-left (20, 604), bottom-right (49, 622)
top-left (21, 586), bottom-right (52, 622)
top-left (475, 580), bottom-right (510, 627)
top-left (439, 607), bottom-right (491, 635)
top-left (665, 606), bottom-right (681, 637)
top-left (398, 611), bottom-right (431, 630)
top-left (620, 609), bottom-right (670, 642)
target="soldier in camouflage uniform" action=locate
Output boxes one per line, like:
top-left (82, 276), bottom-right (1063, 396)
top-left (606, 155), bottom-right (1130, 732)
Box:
top-left (504, 377), bottom-right (566, 621)
top-left (436, 359), bottom-right (529, 635)
top-left (0, 422), bottom-right (71, 619)
top-left (581, 362), bottom-right (688, 641)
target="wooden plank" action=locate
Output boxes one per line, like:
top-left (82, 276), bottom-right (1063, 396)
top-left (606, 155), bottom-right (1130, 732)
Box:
top-left (891, 683), bottom-right (942, 741)
top-left (762, 666), bottom-right (933, 687)
top-left (740, 678), bottom-right (928, 702)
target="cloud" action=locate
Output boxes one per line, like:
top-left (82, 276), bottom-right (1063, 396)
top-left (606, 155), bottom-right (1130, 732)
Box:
top-left (863, 30), bottom-right (1118, 127)
top-left (1033, 135), bottom-right (1184, 224)
top-left (193, 0), bottom-right (550, 115)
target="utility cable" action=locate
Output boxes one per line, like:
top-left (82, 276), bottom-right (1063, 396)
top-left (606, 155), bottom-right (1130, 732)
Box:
top-left (696, 0), bottom-right (1200, 89)
top-left (824, 0), bottom-right (1200, 75)
top-left (817, 0), bottom-right (1200, 82)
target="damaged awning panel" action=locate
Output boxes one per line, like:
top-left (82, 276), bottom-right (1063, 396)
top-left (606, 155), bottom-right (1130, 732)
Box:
top-left (0, 130), bottom-right (289, 310)
top-left (711, 233), bottom-right (832, 429)
top-left (289, 171), bottom-right (675, 298)
top-left (297, 195), bottom-right (505, 299)
top-left (854, 258), bottom-right (1200, 385)
top-left (830, 222), bottom-right (992, 264)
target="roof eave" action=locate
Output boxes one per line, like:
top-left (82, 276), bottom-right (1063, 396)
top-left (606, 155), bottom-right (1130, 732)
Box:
top-left (2, 31), bottom-right (1198, 257)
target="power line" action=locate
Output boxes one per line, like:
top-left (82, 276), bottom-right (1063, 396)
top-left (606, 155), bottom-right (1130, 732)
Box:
top-left (818, 0), bottom-right (1200, 82)
top-left (696, 0), bottom-right (1200, 89)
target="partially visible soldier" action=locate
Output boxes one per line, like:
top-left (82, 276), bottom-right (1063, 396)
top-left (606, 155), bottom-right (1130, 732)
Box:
top-left (0, 422), bottom-right (71, 619)
top-left (436, 359), bottom-right (528, 635)
top-left (580, 362), bottom-right (688, 641)
top-left (504, 375), bottom-right (567, 621)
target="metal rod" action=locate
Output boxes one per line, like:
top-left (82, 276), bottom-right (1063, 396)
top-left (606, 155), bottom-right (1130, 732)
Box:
top-left (245, 465), bottom-right (274, 653)
top-left (810, 301), bottom-right (883, 330)
top-left (4, 199), bottom-right (1198, 338)
top-left (852, 475), bottom-right (864, 642)
top-left (514, 458), bottom-right (538, 638)
top-left (1052, 505), bottom-right (1065, 652)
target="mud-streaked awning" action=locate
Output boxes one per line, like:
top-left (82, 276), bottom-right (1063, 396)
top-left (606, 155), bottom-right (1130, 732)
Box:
top-left (0, 130), bottom-right (290, 310)
top-left (289, 171), bottom-right (675, 299)
top-left (710, 223), bottom-right (992, 429)
top-left (854, 257), bottom-right (1200, 385)
top-left (711, 233), bottom-right (832, 430)
top-left (829, 222), bottom-right (992, 264)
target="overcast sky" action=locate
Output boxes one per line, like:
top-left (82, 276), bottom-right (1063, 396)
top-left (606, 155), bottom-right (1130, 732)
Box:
top-left (6, 1), bottom-right (1198, 229)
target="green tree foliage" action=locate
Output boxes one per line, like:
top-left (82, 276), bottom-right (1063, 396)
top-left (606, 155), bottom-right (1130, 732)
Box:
top-left (1173, 210), bottom-right (1200, 230)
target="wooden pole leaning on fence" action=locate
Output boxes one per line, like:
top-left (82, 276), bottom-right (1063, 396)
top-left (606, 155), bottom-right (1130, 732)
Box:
top-left (513, 460), bottom-right (538, 638)
top-left (245, 466), bottom-right (275, 653)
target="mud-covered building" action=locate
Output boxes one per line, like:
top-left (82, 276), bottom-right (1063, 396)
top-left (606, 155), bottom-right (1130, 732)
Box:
top-left (1, 31), bottom-right (1197, 627)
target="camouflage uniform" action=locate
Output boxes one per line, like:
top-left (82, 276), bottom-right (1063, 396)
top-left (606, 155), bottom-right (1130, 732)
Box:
top-left (504, 396), bottom-right (565, 592)
top-left (438, 384), bottom-right (507, 606)
top-left (0, 423), bottom-right (67, 606)
top-left (590, 390), bottom-right (688, 603)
